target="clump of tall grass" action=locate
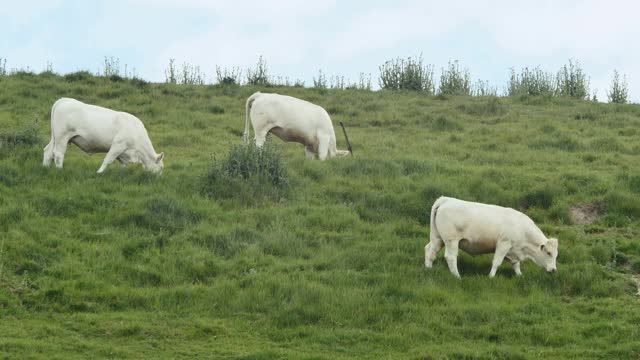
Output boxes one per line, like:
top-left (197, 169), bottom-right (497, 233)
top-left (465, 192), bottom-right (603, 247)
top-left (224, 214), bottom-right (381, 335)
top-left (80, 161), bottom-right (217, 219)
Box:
top-left (438, 60), bottom-right (470, 96)
top-left (556, 59), bottom-right (589, 99)
top-left (507, 66), bottom-right (555, 97)
top-left (313, 69), bottom-right (328, 89)
top-left (165, 58), bottom-right (177, 84)
top-left (507, 60), bottom-right (590, 100)
top-left (164, 59), bottom-right (206, 85)
top-left (607, 70), bottom-right (628, 104)
top-left (246, 55), bottom-right (270, 86)
top-left (0, 123), bottom-right (40, 148)
top-left (128, 197), bottom-right (201, 234)
top-left (64, 71), bottom-right (95, 83)
top-left (0, 123), bottom-right (40, 159)
top-left (356, 73), bottom-right (372, 91)
top-left (179, 62), bottom-right (205, 85)
top-left (270, 76), bottom-right (305, 87)
top-left (202, 143), bottom-right (289, 204)
top-left (378, 55), bottom-right (435, 93)
top-left (215, 65), bottom-right (242, 85)
top-left (472, 79), bottom-right (498, 96)
top-left (103, 56), bottom-right (120, 77)
top-left (329, 75), bottom-right (346, 90)
top-left (0, 57), bottom-right (6, 77)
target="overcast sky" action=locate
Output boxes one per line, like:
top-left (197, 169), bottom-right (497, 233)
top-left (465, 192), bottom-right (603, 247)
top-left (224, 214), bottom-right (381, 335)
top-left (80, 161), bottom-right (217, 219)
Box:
top-left (2, 0), bottom-right (638, 101)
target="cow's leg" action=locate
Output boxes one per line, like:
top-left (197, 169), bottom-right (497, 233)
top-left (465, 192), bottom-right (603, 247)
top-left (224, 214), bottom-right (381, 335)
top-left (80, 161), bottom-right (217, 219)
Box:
top-left (317, 134), bottom-right (330, 161)
top-left (43, 139), bottom-right (54, 167)
top-left (425, 232), bottom-right (444, 268)
top-left (489, 241), bottom-right (511, 278)
top-left (52, 138), bottom-right (70, 169)
top-left (253, 125), bottom-right (271, 149)
top-left (117, 157), bottom-right (127, 168)
top-left (97, 143), bottom-right (126, 173)
top-left (506, 256), bottom-right (522, 276)
top-left (443, 240), bottom-right (461, 279)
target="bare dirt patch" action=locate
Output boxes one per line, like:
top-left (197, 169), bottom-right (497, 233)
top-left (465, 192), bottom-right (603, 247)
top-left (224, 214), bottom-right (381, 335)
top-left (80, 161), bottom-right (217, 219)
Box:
top-left (570, 202), bottom-right (603, 225)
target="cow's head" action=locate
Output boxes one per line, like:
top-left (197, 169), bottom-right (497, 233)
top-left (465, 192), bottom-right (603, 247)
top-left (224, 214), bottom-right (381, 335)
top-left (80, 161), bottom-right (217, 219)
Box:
top-left (144, 152), bottom-right (164, 173)
top-left (533, 237), bottom-right (558, 273)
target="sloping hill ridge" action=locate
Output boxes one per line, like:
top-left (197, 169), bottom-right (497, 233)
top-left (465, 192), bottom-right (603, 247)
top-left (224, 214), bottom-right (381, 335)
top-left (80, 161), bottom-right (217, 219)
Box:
top-left (1, 73), bottom-right (639, 359)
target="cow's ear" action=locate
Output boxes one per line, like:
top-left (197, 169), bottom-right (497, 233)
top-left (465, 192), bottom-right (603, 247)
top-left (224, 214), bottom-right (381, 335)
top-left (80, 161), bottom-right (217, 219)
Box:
top-left (156, 152), bottom-right (164, 163)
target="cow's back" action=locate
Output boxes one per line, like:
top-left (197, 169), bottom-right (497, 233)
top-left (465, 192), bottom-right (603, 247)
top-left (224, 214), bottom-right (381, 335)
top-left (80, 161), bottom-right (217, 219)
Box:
top-left (51, 98), bottom-right (145, 149)
top-left (252, 93), bottom-right (330, 130)
top-left (436, 197), bottom-right (530, 243)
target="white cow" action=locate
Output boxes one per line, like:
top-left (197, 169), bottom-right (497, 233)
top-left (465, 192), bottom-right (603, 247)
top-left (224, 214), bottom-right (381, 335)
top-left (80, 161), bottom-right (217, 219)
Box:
top-left (43, 98), bottom-right (164, 173)
top-left (424, 196), bottom-right (558, 278)
top-left (243, 92), bottom-right (351, 160)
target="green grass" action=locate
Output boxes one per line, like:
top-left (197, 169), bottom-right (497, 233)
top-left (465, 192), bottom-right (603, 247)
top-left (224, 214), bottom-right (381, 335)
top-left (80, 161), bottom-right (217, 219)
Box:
top-left (1, 73), bottom-right (639, 359)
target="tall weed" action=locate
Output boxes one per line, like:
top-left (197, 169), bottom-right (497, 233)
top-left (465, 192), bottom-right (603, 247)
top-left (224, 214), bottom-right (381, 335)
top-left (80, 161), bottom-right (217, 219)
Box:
top-left (202, 143), bottom-right (289, 204)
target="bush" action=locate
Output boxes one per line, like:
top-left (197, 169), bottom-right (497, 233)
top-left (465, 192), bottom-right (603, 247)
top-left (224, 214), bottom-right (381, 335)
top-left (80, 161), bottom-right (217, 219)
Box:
top-left (378, 55), bottom-right (435, 93)
top-left (607, 70), bottom-right (628, 104)
top-left (438, 60), bottom-right (471, 96)
top-left (472, 79), bottom-right (498, 96)
top-left (179, 62), bottom-right (205, 85)
top-left (312, 69), bottom-right (328, 89)
top-left (208, 104), bottom-right (225, 114)
top-left (0, 123), bottom-right (40, 148)
top-left (507, 66), bottom-right (555, 97)
top-left (202, 143), bottom-right (289, 204)
top-left (216, 65), bottom-right (242, 86)
top-left (246, 55), bottom-right (270, 86)
top-left (555, 59), bottom-right (589, 99)
top-left (103, 56), bottom-right (120, 77)
top-left (64, 71), bottom-right (95, 83)
top-left (0, 57), bottom-right (6, 77)
top-left (129, 77), bottom-right (149, 88)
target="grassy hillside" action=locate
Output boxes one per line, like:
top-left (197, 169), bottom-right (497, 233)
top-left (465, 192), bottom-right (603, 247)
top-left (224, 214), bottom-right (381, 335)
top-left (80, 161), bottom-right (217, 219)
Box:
top-left (1, 72), bottom-right (639, 359)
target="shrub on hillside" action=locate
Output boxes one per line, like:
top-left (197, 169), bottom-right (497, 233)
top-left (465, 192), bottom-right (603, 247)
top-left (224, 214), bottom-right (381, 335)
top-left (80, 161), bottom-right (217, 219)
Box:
top-left (472, 79), bottom-right (498, 96)
top-left (0, 57), bottom-right (6, 77)
top-left (555, 59), bottom-right (589, 99)
top-left (216, 65), bottom-right (242, 86)
top-left (438, 60), bottom-right (471, 96)
top-left (607, 70), bottom-right (628, 104)
top-left (202, 143), bottom-right (289, 204)
top-left (0, 123), bottom-right (40, 148)
top-left (246, 55), bottom-right (270, 86)
top-left (378, 55), bottom-right (435, 93)
top-left (507, 66), bottom-right (555, 97)
top-left (64, 71), bottom-right (95, 83)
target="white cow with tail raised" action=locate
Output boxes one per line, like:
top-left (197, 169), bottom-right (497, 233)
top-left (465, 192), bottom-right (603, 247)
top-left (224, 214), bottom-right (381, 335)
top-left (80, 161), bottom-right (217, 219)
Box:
top-left (243, 92), bottom-right (351, 160)
top-left (425, 196), bottom-right (559, 278)
top-left (43, 98), bottom-right (164, 173)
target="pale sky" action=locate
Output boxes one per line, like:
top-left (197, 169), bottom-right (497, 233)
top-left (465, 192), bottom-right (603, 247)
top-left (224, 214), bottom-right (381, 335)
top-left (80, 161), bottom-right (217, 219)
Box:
top-left (2, 0), bottom-right (638, 101)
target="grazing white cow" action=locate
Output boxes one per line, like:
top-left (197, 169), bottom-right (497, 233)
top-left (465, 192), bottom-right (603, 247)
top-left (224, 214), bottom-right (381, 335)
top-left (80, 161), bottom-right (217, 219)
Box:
top-left (243, 92), bottom-right (351, 160)
top-left (424, 196), bottom-right (558, 278)
top-left (43, 98), bottom-right (164, 173)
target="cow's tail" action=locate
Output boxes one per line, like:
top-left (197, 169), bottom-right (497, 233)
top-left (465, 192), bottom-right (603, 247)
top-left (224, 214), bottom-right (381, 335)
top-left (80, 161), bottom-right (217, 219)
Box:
top-left (244, 92), bottom-right (261, 144)
top-left (429, 196), bottom-right (448, 243)
top-left (43, 99), bottom-right (62, 166)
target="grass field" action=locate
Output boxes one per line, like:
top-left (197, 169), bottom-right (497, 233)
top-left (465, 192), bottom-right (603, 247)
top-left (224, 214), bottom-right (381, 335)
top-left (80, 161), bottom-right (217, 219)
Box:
top-left (1, 72), bottom-right (639, 359)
